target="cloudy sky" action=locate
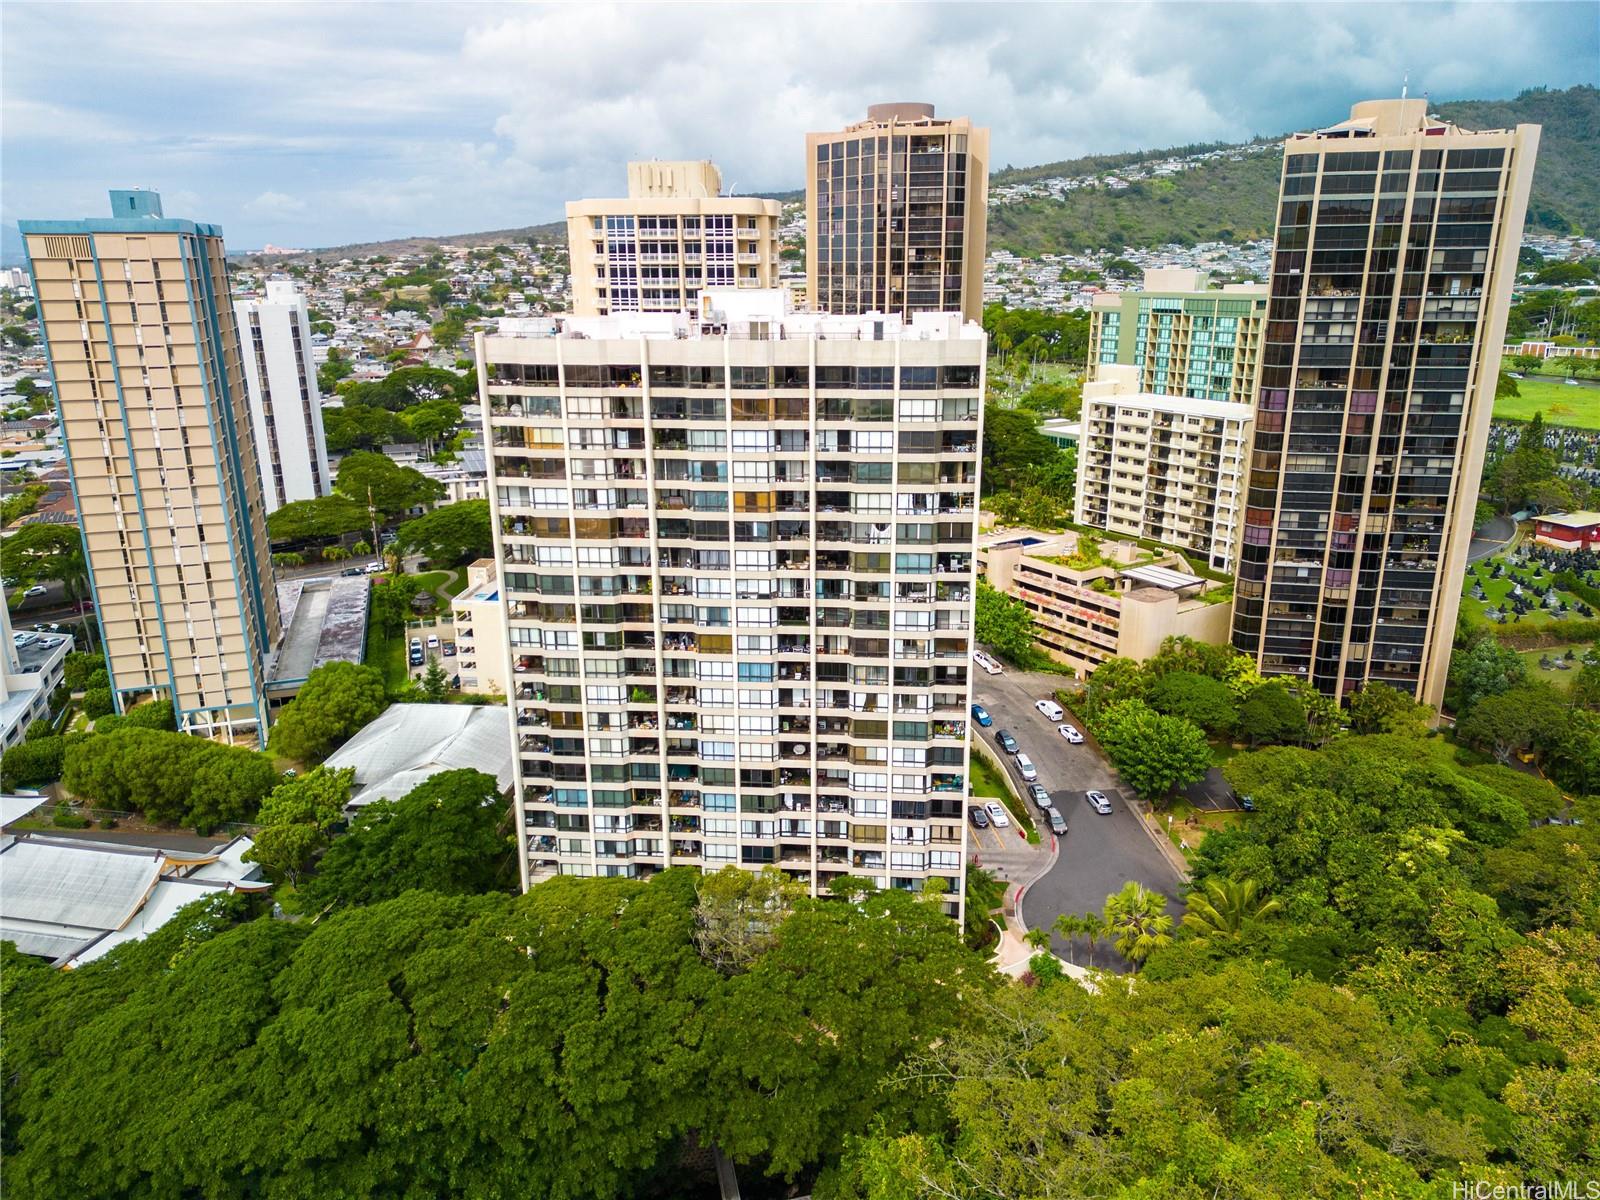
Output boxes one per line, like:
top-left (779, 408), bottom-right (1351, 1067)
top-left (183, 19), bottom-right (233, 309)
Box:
top-left (3, 2), bottom-right (1595, 256)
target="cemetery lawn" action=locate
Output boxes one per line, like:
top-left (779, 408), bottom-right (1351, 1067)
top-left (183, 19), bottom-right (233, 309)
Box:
top-left (1462, 554), bottom-right (1590, 627)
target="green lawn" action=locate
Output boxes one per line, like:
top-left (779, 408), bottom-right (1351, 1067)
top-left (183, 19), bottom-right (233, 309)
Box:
top-left (1462, 555), bottom-right (1589, 627)
top-left (1515, 644), bottom-right (1591, 687)
top-left (365, 621), bottom-right (412, 696)
top-left (1495, 375), bottom-right (1600, 429)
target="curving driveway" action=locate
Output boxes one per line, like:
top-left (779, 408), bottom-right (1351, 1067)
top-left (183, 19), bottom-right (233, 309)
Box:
top-left (972, 667), bottom-right (1186, 971)
top-left (1467, 514), bottom-right (1516, 564)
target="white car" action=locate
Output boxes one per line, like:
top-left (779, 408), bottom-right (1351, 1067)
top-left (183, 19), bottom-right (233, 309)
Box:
top-left (22, 584), bottom-right (48, 598)
top-left (984, 801), bottom-right (1011, 828)
top-left (1015, 753), bottom-right (1038, 783)
top-left (426, 635), bottom-right (441, 649)
top-left (1058, 723), bottom-right (1085, 744)
top-left (1034, 699), bottom-right (1064, 721)
top-left (364, 561), bottom-right (386, 574)
top-left (972, 650), bottom-right (1002, 675)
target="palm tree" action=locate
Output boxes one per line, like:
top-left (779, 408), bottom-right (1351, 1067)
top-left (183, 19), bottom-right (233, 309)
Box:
top-left (1180, 876), bottom-right (1282, 945)
top-left (1052, 912), bottom-right (1081, 951)
top-left (1024, 926), bottom-right (1052, 953)
top-left (1103, 881), bottom-right (1173, 969)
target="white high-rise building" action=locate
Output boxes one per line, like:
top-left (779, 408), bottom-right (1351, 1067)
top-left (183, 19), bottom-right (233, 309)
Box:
top-left (477, 288), bottom-right (985, 916)
top-left (1075, 365), bottom-right (1254, 573)
top-left (235, 279), bottom-right (331, 512)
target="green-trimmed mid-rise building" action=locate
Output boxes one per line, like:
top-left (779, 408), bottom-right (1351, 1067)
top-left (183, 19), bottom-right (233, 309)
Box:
top-left (1088, 268), bottom-right (1268, 406)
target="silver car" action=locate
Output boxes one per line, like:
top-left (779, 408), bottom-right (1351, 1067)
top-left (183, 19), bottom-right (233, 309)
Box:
top-left (1086, 790), bottom-right (1112, 815)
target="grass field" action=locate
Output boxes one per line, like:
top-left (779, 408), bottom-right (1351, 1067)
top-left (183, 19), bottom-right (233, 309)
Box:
top-left (1514, 644), bottom-right (1591, 687)
top-left (365, 620), bottom-right (411, 696)
top-left (1462, 555), bottom-right (1588, 627)
top-left (1494, 375), bottom-right (1600, 429)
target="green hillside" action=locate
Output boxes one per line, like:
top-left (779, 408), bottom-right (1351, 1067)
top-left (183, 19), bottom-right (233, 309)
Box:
top-left (988, 85), bottom-right (1598, 256)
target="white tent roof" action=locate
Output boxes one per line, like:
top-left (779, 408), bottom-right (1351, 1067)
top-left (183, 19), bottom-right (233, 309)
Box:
top-left (324, 703), bottom-right (514, 806)
top-left (0, 835), bottom-right (264, 967)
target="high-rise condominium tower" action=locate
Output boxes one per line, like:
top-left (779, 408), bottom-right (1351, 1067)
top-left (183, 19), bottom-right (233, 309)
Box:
top-left (234, 279), bottom-right (331, 512)
top-left (566, 161), bottom-right (781, 317)
top-left (1230, 100), bottom-right (1538, 708)
top-left (21, 190), bottom-right (281, 739)
top-left (807, 103), bottom-right (989, 322)
top-left (477, 289), bottom-right (984, 915)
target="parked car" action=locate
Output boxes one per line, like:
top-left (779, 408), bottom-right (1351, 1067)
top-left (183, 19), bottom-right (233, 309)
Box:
top-left (22, 585), bottom-right (48, 598)
top-left (409, 651), bottom-right (424, 668)
top-left (409, 637), bottom-right (422, 649)
top-left (426, 635), bottom-right (440, 649)
top-left (1086, 789), bottom-right (1113, 815)
top-left (341, 567), bottom-right (363, 577)
top-left (364, 561), bottom-right (386, 574)
top-left (995, 729), bottom-right (1018, 754)
top-left (443, 641), bottom-right (457, 657)
top-left (1058, 723), bottom-right (1085, 744)
top-left (1027, 783), bottom-right (1054, 812)
top-left (1034, 699), bottom-right (1064, 721)
top-left (972, 650), bottom-right (1002, 675)
top-left (984, 801), bottom-right (1010, 828)
top-left (1048, 810), bottom-right (1068, 837)
top-left (968, 805), bottom-right (991, 829)
top-left (1231, 791), bottom-right (1256, 812)
top-left (1015, 753), bottom-right (1038, 783)
top-left (971, 703), bottom-right (993, 727)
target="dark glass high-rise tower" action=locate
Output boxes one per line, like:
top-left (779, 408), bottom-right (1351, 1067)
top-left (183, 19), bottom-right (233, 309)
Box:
top-left (1230, 100), bottom-right (1538, 709)
top-left (806, 103), bottom-right (989, 321)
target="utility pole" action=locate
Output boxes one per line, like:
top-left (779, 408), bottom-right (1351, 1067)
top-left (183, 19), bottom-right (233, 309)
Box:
top-left (368, 485), bottom-right (382, 568)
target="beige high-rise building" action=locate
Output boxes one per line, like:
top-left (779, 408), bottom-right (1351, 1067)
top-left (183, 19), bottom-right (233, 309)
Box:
top-left (21, 190), bottom-right (281, 739)
top-left (477, 289), bottom-right (984, 915)
top-left (1075, 365), bottom-right (1253, 572)
top-left (807, 103), bottom-right (989, 321)
top-left (451, 559), bottom-right (509, 697)
top-left (1229, 100), bottom-right (1539, 708)
top-left (1088, 269), bottom-right (1268, 406)
top-left (566, 161), bottom-right (781, 317)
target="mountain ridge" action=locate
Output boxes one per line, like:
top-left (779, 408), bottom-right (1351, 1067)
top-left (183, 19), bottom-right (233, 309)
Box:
top-left (235, 85), bottom-right (1596, 265)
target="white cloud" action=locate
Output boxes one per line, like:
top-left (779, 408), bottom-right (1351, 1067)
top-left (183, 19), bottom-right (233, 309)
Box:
top-left (243, 190), bottom-right (308, 219)
top-left (1, 1), bottom-right (1594, 251)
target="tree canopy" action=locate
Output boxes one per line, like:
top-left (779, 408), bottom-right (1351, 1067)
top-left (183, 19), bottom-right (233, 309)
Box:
top-left (61, 727), bottom-right (278, 831)
top-left (265, 494), bottom-right (371, 544)
top-left (299, 768), bottom-right (513, 910)
top-left (269, 661), bottom-right (387, 764)
top-left (393, 499), bottom-right (492, 567)
top-left (333, 451), bottom-right (445, 518)
top-left (0, 870), bottom-right (992, 1199)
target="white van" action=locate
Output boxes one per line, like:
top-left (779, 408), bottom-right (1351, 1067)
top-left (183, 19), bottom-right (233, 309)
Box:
top-left (1034, 699), bottom-right (1064, 722)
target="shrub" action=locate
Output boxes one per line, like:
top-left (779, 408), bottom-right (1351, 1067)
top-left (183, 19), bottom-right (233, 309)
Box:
top-left (83, 688), bottom-right (114, 719)
top-left (1, 736), bottom-right (65, 790)
top-left (51, 805), bottom-right (90, 829)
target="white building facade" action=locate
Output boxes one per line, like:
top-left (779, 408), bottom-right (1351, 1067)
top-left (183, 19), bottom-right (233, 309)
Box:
top-left (0, 606), bottom-right (74, 752)
top-left (1075, 365), bottom-right (1253, 572)
top-left (235, 279), bottom-right (332, 512)
top-left (478, 289), bottom-right (984, 915)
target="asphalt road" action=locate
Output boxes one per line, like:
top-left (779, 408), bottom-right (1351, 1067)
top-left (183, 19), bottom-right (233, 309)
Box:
top-left (973, 666), bottom-right (1186, 972)
top-left (1467, 514), bottom-right (1516, 564)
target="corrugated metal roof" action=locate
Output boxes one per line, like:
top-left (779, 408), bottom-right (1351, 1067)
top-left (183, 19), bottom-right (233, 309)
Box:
top-left (324, 703), bottom-right (513, 806)
top-left (0, 839), bottom-right (163, 932)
